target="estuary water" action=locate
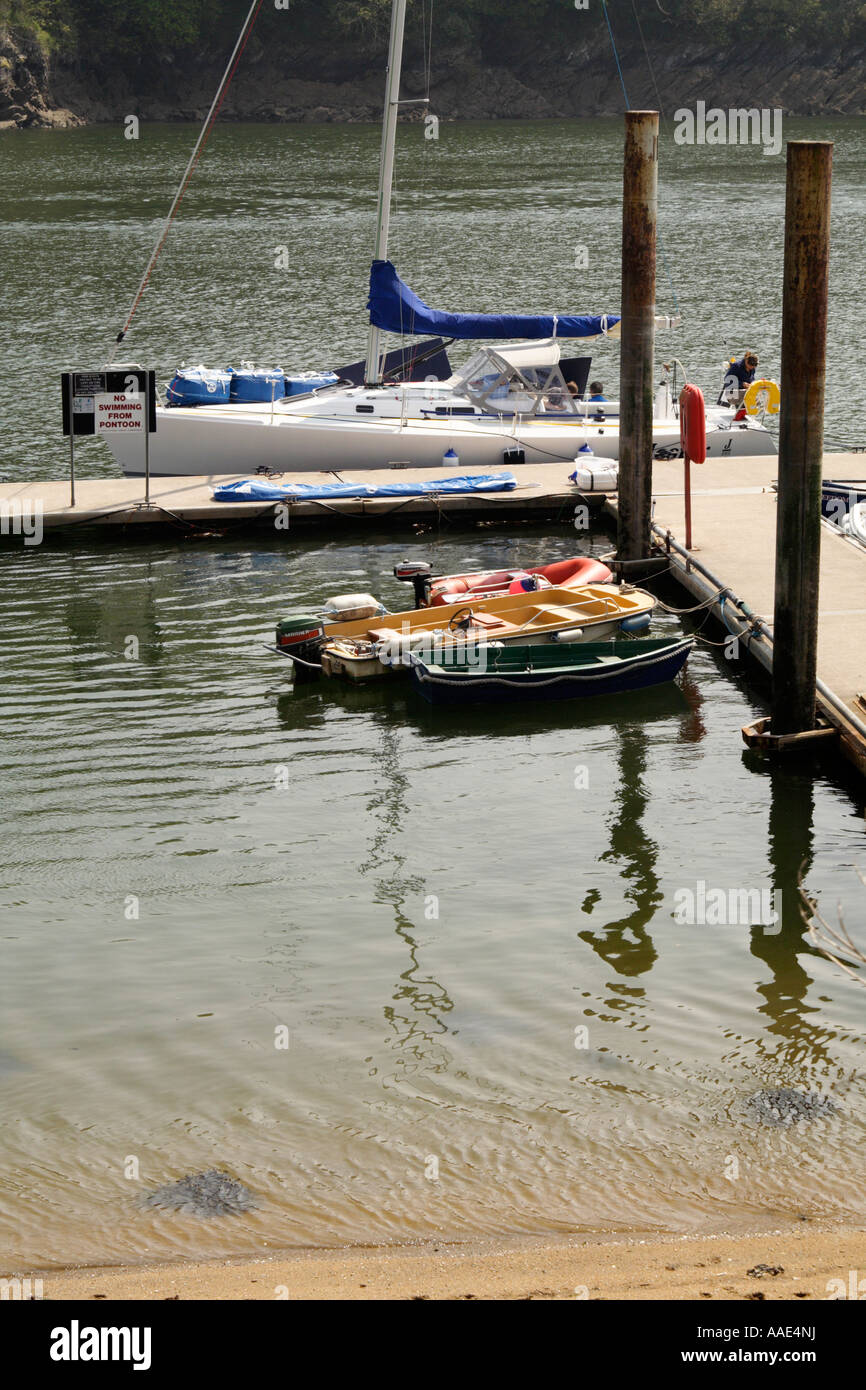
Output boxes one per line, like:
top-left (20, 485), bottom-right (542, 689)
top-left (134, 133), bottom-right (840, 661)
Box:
top-left (1, 120), bottom-right (865, 1270)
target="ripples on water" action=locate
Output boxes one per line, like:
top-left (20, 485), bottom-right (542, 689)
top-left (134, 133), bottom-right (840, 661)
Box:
top-left (2, 116), bottom-right (865, 480)
top-left (1, 529), bottom-right (864, 1268)
top-left (1, 120), bottom-right (866, 1268)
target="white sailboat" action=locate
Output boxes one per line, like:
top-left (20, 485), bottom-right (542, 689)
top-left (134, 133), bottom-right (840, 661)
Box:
top-left (103, 0), bottom-right (777, 478)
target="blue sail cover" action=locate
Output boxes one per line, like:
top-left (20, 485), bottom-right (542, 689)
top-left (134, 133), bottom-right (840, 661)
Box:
top-left (368, 260), bottom-right (620, 341)
top-left (212, 473), bottom-right (518, 502)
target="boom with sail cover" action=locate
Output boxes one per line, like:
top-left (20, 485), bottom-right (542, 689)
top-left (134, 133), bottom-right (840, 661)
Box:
top-left (368, 260), bottom-right (621, 341)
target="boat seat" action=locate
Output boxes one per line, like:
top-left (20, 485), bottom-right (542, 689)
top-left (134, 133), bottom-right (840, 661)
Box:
top-left (467, 612), bottom-right (507, 629)
top-left (477, 618), bottom-right (519, 634)
top-left (367, 626), bottom-right (404, 642)
top-left (532, 604), bottom-right (589, 623)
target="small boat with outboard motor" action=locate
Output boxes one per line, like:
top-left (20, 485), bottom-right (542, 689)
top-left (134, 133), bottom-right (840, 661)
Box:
top-left (392, 553), bottom-right (614, 607)
top-left (272, 583), bottom-right (655, 683)
top-left (408, 636), bottom-right (694, 707)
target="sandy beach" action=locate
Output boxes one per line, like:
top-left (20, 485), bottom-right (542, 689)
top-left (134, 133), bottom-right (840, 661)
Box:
top-left (42, 1226), bottom-right (865, 1301)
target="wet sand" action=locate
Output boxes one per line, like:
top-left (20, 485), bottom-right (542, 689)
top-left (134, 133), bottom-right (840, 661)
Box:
top-left (42, 1226), bottom-right (865, 1301)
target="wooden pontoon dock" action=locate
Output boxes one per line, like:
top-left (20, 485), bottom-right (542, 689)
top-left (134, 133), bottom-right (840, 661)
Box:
top-left (0, 462), bottom-right (597, 533)
top-left (607, 451), bottom-right (866, 778)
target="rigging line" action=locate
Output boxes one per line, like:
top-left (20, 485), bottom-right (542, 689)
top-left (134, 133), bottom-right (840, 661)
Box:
top-left (600, 0), bottom-right (680, 315)
top-left (601, 0), bottom-right (630, 108)
top-left (630, 0), bottom-right (666, 121)
top-left (106, 0), bottom-right (266, 364)
top-left (425, 0), bottom-right (435, 102)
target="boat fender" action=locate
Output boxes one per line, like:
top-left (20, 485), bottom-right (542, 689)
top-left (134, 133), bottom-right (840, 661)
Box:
top-left (322, 594), bottom-right (386, 622)
top-left (743, 378), bottom-right (781, 416)
top-left (620, 613), bottom-right (651, 635)
top-left (551, 627), bottom-right (585, 643)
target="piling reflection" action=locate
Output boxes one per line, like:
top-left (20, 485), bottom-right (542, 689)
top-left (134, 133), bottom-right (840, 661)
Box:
top-left (749, 759), bottom-right (830, 1064)
top-left (676, 664), bottom-right (707, 744)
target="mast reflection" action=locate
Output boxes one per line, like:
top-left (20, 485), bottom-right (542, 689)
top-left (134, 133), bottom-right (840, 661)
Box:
top-left (578, 722), bottom-right (661, 977)
top-left (360, 720), bottom-right (454, 1080)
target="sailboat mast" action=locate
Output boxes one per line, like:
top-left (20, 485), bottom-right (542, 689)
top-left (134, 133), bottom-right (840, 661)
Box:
top-left (364, 0), bottom-right (409, 386)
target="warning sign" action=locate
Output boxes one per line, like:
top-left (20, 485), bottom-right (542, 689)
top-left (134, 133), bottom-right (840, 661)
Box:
top-left (62, 369), bottom-right (156, 436)
top-left (95, 391), bottom-right (145, 432)
top-left (73, 373), bottom-right (106, 395)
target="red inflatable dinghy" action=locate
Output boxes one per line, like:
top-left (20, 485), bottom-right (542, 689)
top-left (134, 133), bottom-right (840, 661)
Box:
top-left (428, 554), bottom-right (613, 605)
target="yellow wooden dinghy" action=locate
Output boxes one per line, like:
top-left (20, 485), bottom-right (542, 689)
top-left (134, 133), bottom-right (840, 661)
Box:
top-left (317, 583), bottom-right (655, 681)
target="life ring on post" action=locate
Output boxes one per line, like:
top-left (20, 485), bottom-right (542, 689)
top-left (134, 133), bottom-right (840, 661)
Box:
top-left (679, 383), bottom-right (706, 464)
top-left (743, 378), bottom-right (781, 416)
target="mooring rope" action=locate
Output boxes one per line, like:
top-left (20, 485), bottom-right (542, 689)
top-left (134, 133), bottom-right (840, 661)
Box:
top-left (106, 0), bottom-right (266, 362)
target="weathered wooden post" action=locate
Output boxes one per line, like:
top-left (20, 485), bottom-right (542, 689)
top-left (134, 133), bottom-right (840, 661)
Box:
top-left (772, 141), bottom-right (832, 736)
top-left (617, 110), bottom-right (658, 565)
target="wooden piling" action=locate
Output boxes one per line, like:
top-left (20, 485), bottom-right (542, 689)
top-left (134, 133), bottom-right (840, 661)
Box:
top-left (617, 111), bottom-right (658, 565)
top-left (772, 141), bottom-right (833, 737)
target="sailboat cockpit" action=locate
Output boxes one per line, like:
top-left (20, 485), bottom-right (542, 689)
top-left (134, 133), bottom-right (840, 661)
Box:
top-left (453, 340), bottom-right (583, 417)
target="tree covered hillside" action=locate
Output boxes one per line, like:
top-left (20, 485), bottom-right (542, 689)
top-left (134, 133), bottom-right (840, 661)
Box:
top-left (2, 0), bottom-right (865, 127)
top-left (4, 0), bottom-right (866, 62)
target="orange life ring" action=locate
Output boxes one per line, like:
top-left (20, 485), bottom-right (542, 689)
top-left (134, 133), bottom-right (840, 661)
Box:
top-left (679, 383), bottom-right (706, 464)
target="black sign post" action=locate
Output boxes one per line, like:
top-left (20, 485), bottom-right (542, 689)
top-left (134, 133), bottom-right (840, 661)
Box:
top-left (144, 378), bottom-right (151, 506)
top-left (66, 373), bottom-right (76, 507)
top-left (61, 369), bottom-right (157, 507)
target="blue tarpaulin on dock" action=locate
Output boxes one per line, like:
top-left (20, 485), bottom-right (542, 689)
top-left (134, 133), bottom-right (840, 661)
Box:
top-left (211, 473), bottom-right (519, 502)
top-left (367, 260), bottom-right (621, 341)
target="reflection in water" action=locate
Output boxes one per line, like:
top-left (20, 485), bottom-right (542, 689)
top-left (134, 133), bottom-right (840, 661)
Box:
top-left (61, 558), bottom-right (167, 666)
top-left (676, 665), bottom-right (708, 745)
top-left (749, 760), bottom-right (832, 1069)
top-left (381, 906), bottom-right (453, 1082)
top-left (579, 722), bottom-right (660, 978)
top-left (360, 716), bottom-right (454, 1083)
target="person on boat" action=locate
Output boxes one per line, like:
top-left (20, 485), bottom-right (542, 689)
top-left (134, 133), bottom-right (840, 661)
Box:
top-left (566, 380), bottom-right (581, 397)
top-left (588, 381), bottom-right (607, 401)
top-left (543, 386), bottom-right (568, 412)
top-left (719, 351), bottom-right (758, 405)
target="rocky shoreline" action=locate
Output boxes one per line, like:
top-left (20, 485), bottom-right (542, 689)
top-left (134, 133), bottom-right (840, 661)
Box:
top-left (0, 32), bottom-right (82, 129)
top-left (2, 27), bottom-right (866, 130)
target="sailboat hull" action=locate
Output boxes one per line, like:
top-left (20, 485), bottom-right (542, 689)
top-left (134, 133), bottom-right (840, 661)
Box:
top-left (106, 403), bottom-right (776, 476)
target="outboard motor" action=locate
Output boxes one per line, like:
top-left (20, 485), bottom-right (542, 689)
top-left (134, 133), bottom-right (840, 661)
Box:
top-left (274, 614), bottom-right (326, 677)
top-left (394, 560), bottom-right (433, 607)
